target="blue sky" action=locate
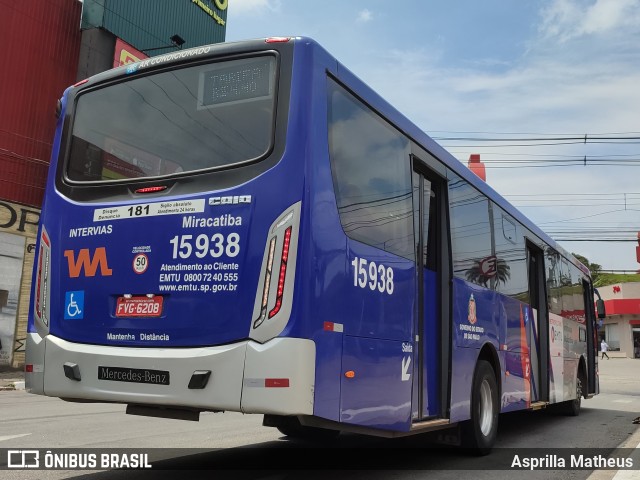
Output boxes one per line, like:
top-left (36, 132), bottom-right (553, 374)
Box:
top-left (226, 0), bottom-right (640, 272)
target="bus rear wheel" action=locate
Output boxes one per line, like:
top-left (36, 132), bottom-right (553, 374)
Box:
top-left (461, 360), bottom-right (499, 455)
top-left (559, 375), bottom-right (582, 416)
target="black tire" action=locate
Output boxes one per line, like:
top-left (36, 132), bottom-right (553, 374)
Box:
top-left (275, 416), bottom-right (340, 441)
top-left (461, 360), bottom-right (499, 455)
top-left (559, 375), bottom-right (582, 416)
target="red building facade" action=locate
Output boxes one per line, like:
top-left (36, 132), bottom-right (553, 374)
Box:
top-left (598, 282), bottom-right (640, 358)
top-left (0, 0), bottom-right (82, 207)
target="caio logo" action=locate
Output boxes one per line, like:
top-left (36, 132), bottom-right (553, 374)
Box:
top-left (64, 248), bottom-right (113, 278)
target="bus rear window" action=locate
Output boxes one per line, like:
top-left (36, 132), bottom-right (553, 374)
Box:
top-left (66, 56), bottom-right (277, 182)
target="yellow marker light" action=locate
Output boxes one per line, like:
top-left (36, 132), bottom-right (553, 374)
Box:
top-left (344, 370), bottom-right (355, 379)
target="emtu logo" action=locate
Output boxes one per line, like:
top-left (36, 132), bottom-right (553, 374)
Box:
top-left (64, 248), bottom-right (113, 278)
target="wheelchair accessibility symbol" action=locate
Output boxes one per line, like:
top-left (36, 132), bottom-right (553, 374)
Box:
top-left (64, 291), bottom-right (84, 320)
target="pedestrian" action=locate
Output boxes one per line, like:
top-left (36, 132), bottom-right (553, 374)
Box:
top-left (601, 339), bottom-right (610, 360)
top-left (634, 338), bottom-right (640, 359)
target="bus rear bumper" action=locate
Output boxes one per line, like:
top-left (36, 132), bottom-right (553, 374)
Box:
top-left (25, 333), bottom-right (315, 416)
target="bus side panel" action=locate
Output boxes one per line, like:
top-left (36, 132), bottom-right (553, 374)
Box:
top-left (306, 196), bottom-right (347, 422)
top-left (342, 242), bottom-right (414, 341)
top-left (340, 335), bottom-right (412, 430)
top-left (562, 317), bottom-right (583, 401)
top-left (289, 40), bottom-right (345, 422)
top-left (548, 313), bottom-right (564, 402)
top-left (500, 295), bottom-right (533, 412)
top-left (422, 268), bottom-right (440, 417)
top-left (449, 346), bottom-right (478, 423)
top-left (332, 242), bottom-right (414, 430)
top-left (449, 278), bottom-right (500, 423)
top-left (305, 183), bottom-right (347, 423)
top-left (548, 313), bottom-right (583, 404)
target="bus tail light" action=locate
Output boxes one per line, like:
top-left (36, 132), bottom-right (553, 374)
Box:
top-left (265, 37), bottom-right (291, 43)
top-left (135, 185), bottom-right (167, 194)
top-left (268, 227), bottom-right (292, 319)
top-left (250, 202), bottom-right (301, 343)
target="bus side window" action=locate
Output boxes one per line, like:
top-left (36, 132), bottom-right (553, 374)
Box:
top-left (493, 207), bottom-right (528, 301)
top-left (545, 248), bottom-right (563, 316)
top-left (327, 78), bottom-right (414, 260)
top-left (449, 174), bottom-right (493, 288)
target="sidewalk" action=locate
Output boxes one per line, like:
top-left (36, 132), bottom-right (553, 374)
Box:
top-left (0, 366), bottom-right (25, 391)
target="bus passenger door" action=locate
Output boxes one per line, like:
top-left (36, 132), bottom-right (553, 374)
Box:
top-left (412, 162), bottom-right (446, 420)
top-left (526, 243), bottom-right (549, 404)
top-left (583, 279), bottom-right (598, 395)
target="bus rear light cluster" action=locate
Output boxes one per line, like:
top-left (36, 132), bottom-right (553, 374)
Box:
top-left (34, 228), bottom-right (51, 328)
top-left (250, 202), bottom-right (300, 342)
top-left (268, 227), bottom-right (292, 319)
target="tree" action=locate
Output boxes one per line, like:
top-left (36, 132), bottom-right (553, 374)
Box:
top-left (572, 253), bottom-right (601, 284)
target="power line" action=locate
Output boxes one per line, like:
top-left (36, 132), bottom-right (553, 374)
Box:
top-left (428, 130), bottom-right (640, 136)
top-left (552, 239), bottom-right (638, 242)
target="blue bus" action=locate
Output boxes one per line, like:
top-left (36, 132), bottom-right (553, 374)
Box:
top-left (26, 36), bottom-right (603, 453)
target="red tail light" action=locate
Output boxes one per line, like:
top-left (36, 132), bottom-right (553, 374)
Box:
top-left (135, 186), bottom-right (167, 194)
top-left (265, 37), bottom-right (291, 43)
top-left (269, 227), bottom-right (292, 319)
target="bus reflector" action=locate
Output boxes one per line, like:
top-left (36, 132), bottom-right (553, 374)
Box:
top-left (265, 378), bottom-right (290, 388)
top-left (25, 364), bottom-right (34, 373)
top-left (323, 321), bottom-right (344, 332)
top-left (135, 186), bottom-right (167, 194)
top-left (268, 227), bottom-right (292, 319)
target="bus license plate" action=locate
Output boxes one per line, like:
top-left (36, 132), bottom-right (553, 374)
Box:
top-left (115, 296), bottom-right (163, 317)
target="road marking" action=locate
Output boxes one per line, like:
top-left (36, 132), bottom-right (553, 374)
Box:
top-left (611, 440), bottom-right (640, 480)
top-left (0, 433), bottom-right (31, 442)
top-left (612, 399), bottom-right (634, 404)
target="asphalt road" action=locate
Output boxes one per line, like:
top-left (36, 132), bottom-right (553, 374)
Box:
top-left (1, 358), bottom-right (639, 480)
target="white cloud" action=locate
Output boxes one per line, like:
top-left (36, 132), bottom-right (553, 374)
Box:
top-left (348, 38), bottom-right (640, 269)
top-left (224, 1), bottom-right (640, 269)
top-left (356, 9), bottom-right (373, 24)
top-left (229, 0), bottom-right (281, 15)
top-left (539, 0), bottom-right (640, 42)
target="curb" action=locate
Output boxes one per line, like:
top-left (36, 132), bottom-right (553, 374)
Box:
top-left (586, 422), bottom-right (640, 480)
top-left (0, 379), bottom-right (24, 391)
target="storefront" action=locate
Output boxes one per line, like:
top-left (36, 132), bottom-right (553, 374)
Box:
top-left (597, 282), bottom-right (640, 358)
top-left (0, 201), bottom-right (40, 367)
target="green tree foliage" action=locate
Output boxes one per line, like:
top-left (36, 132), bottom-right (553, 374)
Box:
top-left (570, 253), bottom-right (640, 287)
top-left (572, 253), bottom-right (602, 284)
